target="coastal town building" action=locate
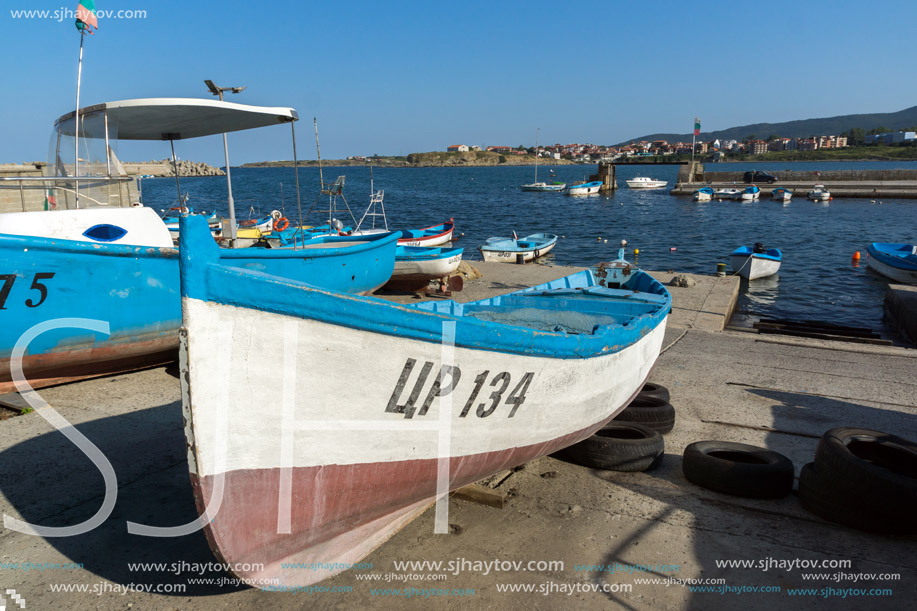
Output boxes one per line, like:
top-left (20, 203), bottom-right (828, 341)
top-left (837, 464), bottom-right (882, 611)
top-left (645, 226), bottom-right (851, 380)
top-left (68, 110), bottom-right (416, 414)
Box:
top-left (447, 144), bottom-right (469, 152)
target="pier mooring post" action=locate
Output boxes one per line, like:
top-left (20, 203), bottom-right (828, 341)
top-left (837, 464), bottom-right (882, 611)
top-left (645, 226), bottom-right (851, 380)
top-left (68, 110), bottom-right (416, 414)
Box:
top-left (590, 161), bottom-right (617, 192)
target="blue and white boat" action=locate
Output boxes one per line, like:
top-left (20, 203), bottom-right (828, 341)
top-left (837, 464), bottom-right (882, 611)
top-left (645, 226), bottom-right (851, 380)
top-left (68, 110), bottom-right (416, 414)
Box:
top-left (384, 245), bottom-right (464, 291)
top-left (479, 233), bottom-right (558, 263)
top-left (0, 98), bottom-right (398, 394)
top-left (162, 207), bottom-right (222, 239)
top-left (693, 187), bottom-right (714, 202)
top-left (730, 244), bottom-right (782, 280)
top-left (177, 223), bottom-right (671, 588)
top-left (740, 185), bottom-right (760, 201)
top-left (771, 187), bottom-right (792, 202)
top-left (866, 243), bottom-right (917, 284)
top-left (566, 181), bottom-right (603, 196)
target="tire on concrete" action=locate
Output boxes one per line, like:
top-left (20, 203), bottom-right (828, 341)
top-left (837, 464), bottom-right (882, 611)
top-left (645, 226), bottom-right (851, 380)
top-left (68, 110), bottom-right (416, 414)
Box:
top-left (616, 396), bottom-right (676, 434)
top-left (682, 441), bottom-right (794, 498)
top-left (813, 427), bottom-right (917, 513)
top-left (797, 462), bottom-right (915, 534)
top-left (637, 382), bottom-right (670, 403)
top-left (556, 422), bottom-right (664, 472)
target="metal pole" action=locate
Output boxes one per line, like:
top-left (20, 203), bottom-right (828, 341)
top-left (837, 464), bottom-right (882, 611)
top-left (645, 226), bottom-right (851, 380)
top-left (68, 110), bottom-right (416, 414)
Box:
top-left (19, 182), bottom-right (26, 212)
top-left (291, 121), bottom-right (303, 246)
top-left (314, 118), bottom-right (324, 191)
top-left (74, 31), bottom-right (85, 208)
top-left (169, 139), bottom-right (182, 206)
top-left (215, 89), bottom-right (237, 233)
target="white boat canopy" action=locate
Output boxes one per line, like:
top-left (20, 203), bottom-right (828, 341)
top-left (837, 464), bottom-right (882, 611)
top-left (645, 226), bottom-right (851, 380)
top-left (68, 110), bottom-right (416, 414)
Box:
top-left (54, 98), bottom-right (299, 140)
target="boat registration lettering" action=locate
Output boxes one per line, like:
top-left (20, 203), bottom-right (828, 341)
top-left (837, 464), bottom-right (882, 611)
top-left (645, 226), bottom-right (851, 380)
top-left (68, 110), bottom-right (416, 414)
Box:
top-left (0, 273), bottom-right (55, 310)
top-left (386, 358), bottom-right (534, 420)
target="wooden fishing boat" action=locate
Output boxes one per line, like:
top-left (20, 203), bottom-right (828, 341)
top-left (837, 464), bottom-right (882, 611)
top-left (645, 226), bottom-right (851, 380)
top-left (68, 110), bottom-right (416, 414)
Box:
top-left (739, 185), bottom-right (760, 201)
top-left (565, 181), bottom-right (603, 195)
top-left (0, 98), bottom-right (398, 394)
top-left (479, 233), bottom-right (557, 263)
top-left (808, 184), bottom-right (831, 201)
top-left (178, 219), bottom-right (671, 587)
top-left (730, 244), bottom-right (782, 280)
top-left (383, 245), bottom-right (464, 291)
top-left (693, 187), bottom-right (714, 201)
top-left (397, 220), bottom-right (455, 247)
top-left (771, 187), bottom-right (792, 202)
top-left (866, 242), bottom-right (917, 284)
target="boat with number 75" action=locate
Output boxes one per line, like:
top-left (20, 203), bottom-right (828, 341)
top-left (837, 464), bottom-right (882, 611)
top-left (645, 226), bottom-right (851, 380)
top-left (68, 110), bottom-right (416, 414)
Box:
top-left (178, 214), bottom-right (671, 588)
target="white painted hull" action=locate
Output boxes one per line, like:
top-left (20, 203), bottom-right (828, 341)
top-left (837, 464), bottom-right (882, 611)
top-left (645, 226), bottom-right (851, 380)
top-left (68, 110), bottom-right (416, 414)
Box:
top-left (693, 192), bottom-right (712, 202)
top-left (479, 240), bottom-right (555, 262)
top-left (772, 193), bottom-right (792, 202)
top-left (714, 189), bottom-right (740, 200)
top-left (808, 191), bottom-right (830, 201)
top-left (0, 207), bottom-right (173, 246)
top-left (740, 192), bottom-right (760, 201)
top-left (730, 254), bottom-right (781, 280)
top-left (566, 184), bottom-right (601, 195)
top-left (626, 179), bottom-right (667, 189)
top-left (180, 296), bottom-right (667, 587)
top-left (399, 228), bottom-right (454, 247)
top-left (866, 255), bottom-right (917, 284)
top-left (392, 252), bottom-right (462, 278)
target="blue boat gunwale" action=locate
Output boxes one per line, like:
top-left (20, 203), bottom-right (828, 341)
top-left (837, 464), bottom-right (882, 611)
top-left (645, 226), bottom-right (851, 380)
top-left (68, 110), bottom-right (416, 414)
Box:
top-left (867, 242), bottom-right (917, 270)
top-left (480, 233), bottom-right (558, 252)
top-left (730, 246), bottom-right (782, 262)
top-left (180, 216), bottom-right (670, 359)
top-left (395, 246), bottom-right (464, 261)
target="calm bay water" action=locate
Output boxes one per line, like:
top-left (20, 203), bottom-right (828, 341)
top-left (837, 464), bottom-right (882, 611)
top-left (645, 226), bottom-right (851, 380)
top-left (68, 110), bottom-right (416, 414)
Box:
top-left (142, 162), bottom-right (917, 338)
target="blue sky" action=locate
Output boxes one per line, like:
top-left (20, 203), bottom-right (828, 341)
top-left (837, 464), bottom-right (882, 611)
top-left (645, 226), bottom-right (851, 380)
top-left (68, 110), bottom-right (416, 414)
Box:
top-left (2, 0), bottom-right (916, 164)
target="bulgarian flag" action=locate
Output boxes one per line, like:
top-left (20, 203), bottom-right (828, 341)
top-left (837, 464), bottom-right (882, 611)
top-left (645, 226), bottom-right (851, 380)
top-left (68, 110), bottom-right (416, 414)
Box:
top-left (44, 189), bottom-right (57, 210)
top-left (694, 118), bottom-right (701, 137)
top-left (76, 0), bottom-right (98, 34)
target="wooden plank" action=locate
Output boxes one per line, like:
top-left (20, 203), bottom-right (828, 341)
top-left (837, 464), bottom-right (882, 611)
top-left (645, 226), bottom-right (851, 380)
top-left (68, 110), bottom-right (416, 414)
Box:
top-left (452, 484), bottom-right (506, 509)
top-left (755, 326), bottom-right (893, 346)
top-left (0, 392), bottom-right (32, 413)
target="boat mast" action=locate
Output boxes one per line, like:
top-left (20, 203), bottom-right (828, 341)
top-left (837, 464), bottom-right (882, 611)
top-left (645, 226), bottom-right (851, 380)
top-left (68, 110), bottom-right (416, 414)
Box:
top-left (74, 31), bottom-right (85, 208)
top-left (534, 127), bottom-right (539, 183)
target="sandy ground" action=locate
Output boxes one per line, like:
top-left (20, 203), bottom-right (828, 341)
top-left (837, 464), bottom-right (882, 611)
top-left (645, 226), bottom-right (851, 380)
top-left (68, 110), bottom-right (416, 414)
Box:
top-left (0, 263), bottom-right (914, 610)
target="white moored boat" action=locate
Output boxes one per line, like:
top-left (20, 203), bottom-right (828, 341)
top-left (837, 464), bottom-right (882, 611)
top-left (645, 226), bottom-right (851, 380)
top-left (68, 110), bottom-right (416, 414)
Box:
top-left (730, 244), bottom-right (782, 280)
top-left (808, 184), bottom-right (831, 201)
top-left (178, 223), bottom-right (671, 588)
top-left (714, 187), bottom-right (740, 200)
top-left (626, 177), bottom-right (667, 189)
top-left (771, 187), bottom-right (792, 202)
top-left (565, 181), bottom-right (603, 196)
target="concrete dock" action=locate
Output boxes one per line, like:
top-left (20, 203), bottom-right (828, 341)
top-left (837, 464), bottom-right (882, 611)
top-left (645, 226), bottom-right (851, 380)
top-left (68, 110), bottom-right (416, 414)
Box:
top-left (1, 264), bottom-right (915, 610)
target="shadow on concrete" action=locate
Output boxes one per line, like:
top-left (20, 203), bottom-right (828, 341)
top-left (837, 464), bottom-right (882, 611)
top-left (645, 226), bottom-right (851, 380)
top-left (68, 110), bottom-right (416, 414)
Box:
top-left (0, 403), bottom-right (243, 595)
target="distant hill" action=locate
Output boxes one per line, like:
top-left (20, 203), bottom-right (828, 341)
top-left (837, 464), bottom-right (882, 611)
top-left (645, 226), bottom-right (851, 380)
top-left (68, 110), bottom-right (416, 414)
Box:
top-left (620, 106), bottom-right (917, 144)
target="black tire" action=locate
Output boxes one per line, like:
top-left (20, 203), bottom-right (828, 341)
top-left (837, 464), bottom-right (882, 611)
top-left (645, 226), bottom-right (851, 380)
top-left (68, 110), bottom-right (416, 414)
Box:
top-left (813, 427), bottom-right (917, 512)
top-left (682, 441), bottom-right (794, 498)
top-left (555, 422), bottom-right (664, 472)
top-left (617, 396), bottom-right (675, 434)
top-left (798, 462), bottom-right (915, 534)
top-left (637, 382), bottom-right (670, 403)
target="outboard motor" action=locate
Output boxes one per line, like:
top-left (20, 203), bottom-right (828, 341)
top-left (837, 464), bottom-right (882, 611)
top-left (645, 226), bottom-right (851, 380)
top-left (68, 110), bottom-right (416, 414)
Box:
top-left (753, 242), bottom-right (766, 254)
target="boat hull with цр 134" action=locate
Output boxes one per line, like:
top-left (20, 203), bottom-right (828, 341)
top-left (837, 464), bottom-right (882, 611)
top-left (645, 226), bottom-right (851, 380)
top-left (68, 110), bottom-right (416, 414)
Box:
top-left (178, 215), bottom-right (672, 588)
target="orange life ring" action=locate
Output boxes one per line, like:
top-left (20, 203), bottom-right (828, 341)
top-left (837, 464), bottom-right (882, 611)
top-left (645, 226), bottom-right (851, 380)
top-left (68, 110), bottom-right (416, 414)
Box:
top-left (274, 217), bottom-right (290, 231)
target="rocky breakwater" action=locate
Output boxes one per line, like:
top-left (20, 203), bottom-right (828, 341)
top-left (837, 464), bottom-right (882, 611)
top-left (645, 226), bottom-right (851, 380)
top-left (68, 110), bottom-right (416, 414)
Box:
top-left (123, 159), bottom-right (225, 177)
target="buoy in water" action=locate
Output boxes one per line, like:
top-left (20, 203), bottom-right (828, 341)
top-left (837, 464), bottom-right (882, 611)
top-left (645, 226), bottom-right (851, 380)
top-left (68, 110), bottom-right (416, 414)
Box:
top-left (597, 237), bottom-right (602, 241)
top-left (604, 239), bottom-right (608, 243)
top-left (670, 247), bottom-right (677, 252)
top-left (852, 251), bottom-right (861, 261)
top-left (634, 248), bottom-right (639, 255)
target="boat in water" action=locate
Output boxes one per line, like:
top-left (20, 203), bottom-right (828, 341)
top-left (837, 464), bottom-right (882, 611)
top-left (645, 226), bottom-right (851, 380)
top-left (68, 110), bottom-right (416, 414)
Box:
top-left (626, 177), bottom-right (667, 189)
top-left (866, 242), bottom-right (917, 284)
top-left (565, 181), bottom-right (603, 196)
top-left (479, 233), bottom-right (557, 262)
top-left (383, 245), bottom-right (464, 291)
top-left (693, 187), bottom-right (714, 202)
top-left (0, 97), bottom-right (398, 393)
top-left (771, 187), bottom-right (792, 202)
top-left (808, 184), bottom-right (831, 201)
top-left (714, 187), bottom-right (740, 200)
top-left (177, 222), bottom-right (672, 587)
top-left (520, 128), bottom-right (565, 192)
top-left (740, 185), bottom-right (760, 201)
top-left (730, 243), bottom-right (782, 280)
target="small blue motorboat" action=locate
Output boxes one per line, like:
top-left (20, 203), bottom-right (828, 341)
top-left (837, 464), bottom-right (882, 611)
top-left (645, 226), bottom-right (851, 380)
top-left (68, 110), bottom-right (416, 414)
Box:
top-left (566, 181), bottom-right (603, 196)
top-left (693, 187), bottom-right (714, 201)
top-left (866, 243), bottom-right (917, 284)
top-left (730, 243), bottom-right (782, 280)
top-left (771, 187), bottom-right (792, 202)
top-left (479, 233), bottom-right (558, 263)
top-left (740, 185), bottom-right (760, 201)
